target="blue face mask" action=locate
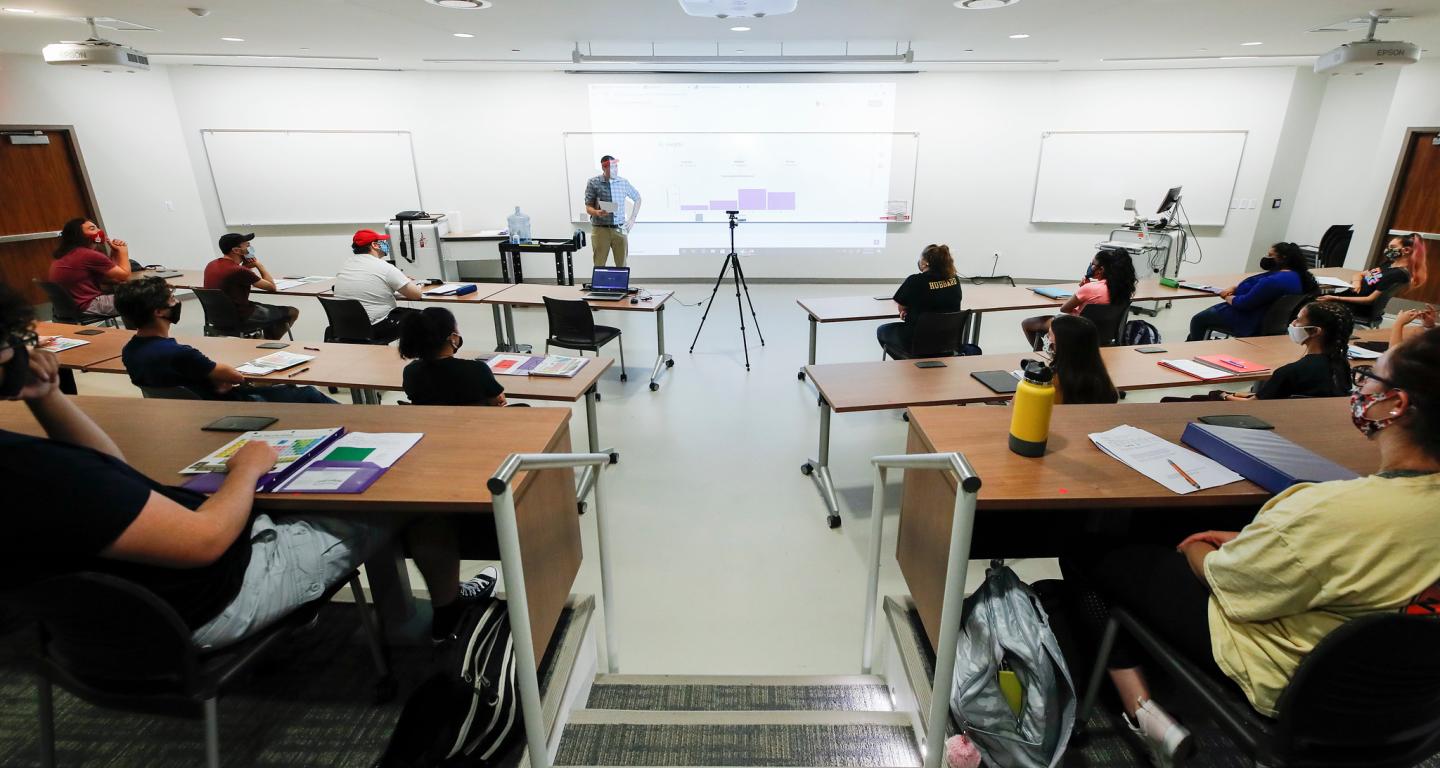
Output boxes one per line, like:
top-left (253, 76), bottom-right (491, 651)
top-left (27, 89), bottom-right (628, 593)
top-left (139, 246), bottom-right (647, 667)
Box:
top-left (378, 240), bottom-right (391, 256)
top-left (1084, 264), bottom-right (1096, 280)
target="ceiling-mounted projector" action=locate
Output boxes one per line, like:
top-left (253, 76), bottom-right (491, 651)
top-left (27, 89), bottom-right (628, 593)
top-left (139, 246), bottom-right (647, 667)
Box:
top-left (42, 18), bottom-right (149, 71)
top-left (1314, 9), bottom-right (1419, 74)
top-left (677, 0), bottom-right (797, 18)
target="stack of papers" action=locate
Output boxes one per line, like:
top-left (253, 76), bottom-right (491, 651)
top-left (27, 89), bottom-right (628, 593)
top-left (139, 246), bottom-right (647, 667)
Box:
top-left (1159, 359), bottom-right (1236, 380)
top-left (39, 336), bottom-right (89, 352)
top-left (424, 283), bottom-right (475, 296)
top-left (483, 354), bottom-right (588, 377)
top-left (1315, 276), bottom-right (1352, 289)
top-left (236, 351), bottom-right (313, 375)
top-left (275, 432), bottom-right (423, 493)
top-left (1089, 425), bottom-right (1244, 495)
top-left (273, 279), bottom-right (309, 291)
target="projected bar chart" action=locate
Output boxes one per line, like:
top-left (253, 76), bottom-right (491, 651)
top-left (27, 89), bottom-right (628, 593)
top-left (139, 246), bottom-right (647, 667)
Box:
top-left (678, 189), bottom-right (797, 211)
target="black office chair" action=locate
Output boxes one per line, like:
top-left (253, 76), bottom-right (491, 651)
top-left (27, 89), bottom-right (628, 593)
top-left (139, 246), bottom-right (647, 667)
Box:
top-left (192, 288), bottom-right (269, 339)
top-left (1299, 225), bottom-right (1353, 270)
top-left (881, 310), bottom-right (971, 360)
top-left (1, 570), bottom-right (392, 768)
top-left (1080, 608), bottom-right (1440, 768)
top-left (542, 296), bottom-right (626, 382)
top-left (319, 297), bottom-right (389, 344)
top-left (34, 280), bottom-right (119, 328)
top-left (1256, 292), bottom-right (1315, 336)
top-left (1351, 283), bottom-right (1408, 330)
top-left (1080, 302), bottom-right (1132, 347)
top-left (138, 384), bottom-right (204, 400)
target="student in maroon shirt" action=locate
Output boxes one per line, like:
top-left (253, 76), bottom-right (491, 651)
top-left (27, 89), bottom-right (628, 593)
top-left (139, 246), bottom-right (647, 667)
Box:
top-left (48, 218), bottom-right (132, 315)
top-left (202, 233), bottom-right (298, 340)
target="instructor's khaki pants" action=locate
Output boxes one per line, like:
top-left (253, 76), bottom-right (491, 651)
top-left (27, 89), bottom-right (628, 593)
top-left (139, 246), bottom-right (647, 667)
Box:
top-left (592, 226), bottom-right (628, 268)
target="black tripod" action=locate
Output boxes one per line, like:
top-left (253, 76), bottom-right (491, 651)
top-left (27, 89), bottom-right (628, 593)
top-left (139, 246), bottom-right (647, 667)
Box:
top-left (689, 210), bottom-right (765, 371)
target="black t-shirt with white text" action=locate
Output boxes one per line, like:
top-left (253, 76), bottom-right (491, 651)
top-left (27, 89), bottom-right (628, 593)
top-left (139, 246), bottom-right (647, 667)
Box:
top-left (893, 270), bottom-right (963, 324)
top-left (1355, 266), bottom-right (1410, 298)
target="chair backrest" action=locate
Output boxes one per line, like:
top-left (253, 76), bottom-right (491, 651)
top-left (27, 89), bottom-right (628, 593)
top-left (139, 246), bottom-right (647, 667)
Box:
top-left (543, 296), bottom-right (597, 343)
top-left (1080, 302), bottom-right (1131, 346)
top-left (319, 297), bottom-right (378, 342)
top-left (1273, 613), bottom-right (1440, 765)
top-left (1317, 225), bottom-right (1353, 269)
top-left (909, 310), bottom-right (970, 357)
top-left (34, 280), bottom-right (86, 323)
top-left (139, 385), bottom-right (203, 400)
top-left (0, 572), bottom-right (200, 693)
top-left (1257, 292), bottom-right (1314, 336)
top-left (192, 287), bottom-right (244, 331)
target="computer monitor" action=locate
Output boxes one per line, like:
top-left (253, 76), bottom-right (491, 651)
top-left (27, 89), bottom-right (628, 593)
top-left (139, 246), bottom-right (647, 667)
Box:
top-left (591, 266), bottom-right (630, 292)
top-left (1156, 186), bottom-right (1183, 215)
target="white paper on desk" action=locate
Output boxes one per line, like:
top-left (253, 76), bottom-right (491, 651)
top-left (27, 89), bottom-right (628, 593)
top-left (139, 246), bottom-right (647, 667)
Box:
top-left (1089, 425), bottom-right (1244, 495)
top-left (1316, 276), bottom-right (1352, 289)
top-left (236, 351), bottom-right (312, 375)
top-left (300, 275), bottom-right (331, 283)
top-left (424, 283), bottom-right (471, 296)
top-left (1159, 359), bottom-right (1234, 381)
top-left (273, 279), bottom-right (307, 291)
top-left (316, 432), bottom-right (422, 468)
top-left (597, 200), bottom-right (617, 213)
top-left (283, 469), bottom-right (358, 491)
top-left (474, 229), bottom-right (505, 237)
top-left (39, 336), bottom-right (89, 352)
top-left (1347, 345), bottom-right (1383, 360)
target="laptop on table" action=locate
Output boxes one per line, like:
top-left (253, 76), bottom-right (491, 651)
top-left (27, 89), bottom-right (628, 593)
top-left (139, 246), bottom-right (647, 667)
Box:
top-left (584, 267), bottom-right (631, 301)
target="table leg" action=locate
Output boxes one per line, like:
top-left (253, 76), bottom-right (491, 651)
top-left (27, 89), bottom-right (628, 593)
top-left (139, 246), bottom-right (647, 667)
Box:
top-left (499, 245), bottom-right (512, 283)
top-left (363, 542), bottom-right (422, 643)
top-left (647, 305), bottom-right (675, 391)
top-left (798, 316), bottom-right (818, 381)
top-left (964, 312), bottom-right (985, 346)
top-left (555, 252), bottom-right (564, 285)
top-left (575, 386), bottom-right (617, 505)
top-left (565, 251), bottom-right (574, 286)
top-left (502, 304), bottom-right (532, 354)
top-left (801, 397), bottom-right (842, 528)
top-left (491, 304), bottom-right (508, 352)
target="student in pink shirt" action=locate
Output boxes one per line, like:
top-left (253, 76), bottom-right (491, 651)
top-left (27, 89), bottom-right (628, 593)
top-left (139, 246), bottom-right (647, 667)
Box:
top-left (1021, 248), bottom-right (1137, 351)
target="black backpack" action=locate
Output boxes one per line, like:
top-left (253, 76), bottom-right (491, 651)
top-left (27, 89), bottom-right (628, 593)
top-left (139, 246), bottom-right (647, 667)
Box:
top-left (378, 599), bottom-right (523, 767)
top-left (1122, 319), bottom-right (1162, 346)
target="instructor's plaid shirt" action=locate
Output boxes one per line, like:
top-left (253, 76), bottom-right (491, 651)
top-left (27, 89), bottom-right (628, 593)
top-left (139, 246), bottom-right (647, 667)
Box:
top-left (584, 174), bottom-right (640, 227)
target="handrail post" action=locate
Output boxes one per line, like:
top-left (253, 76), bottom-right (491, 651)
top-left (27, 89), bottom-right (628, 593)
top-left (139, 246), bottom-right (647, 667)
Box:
top-left (861, 464), bottom-right (888, 673)
top-left (592, 448), bottom-right (619, 673)
top-left (489, 451), bottom-right (612, 768)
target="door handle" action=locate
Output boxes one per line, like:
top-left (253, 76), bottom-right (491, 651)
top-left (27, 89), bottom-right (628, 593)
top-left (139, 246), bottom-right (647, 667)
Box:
top-left (0, 231), bottom-right (61, 245)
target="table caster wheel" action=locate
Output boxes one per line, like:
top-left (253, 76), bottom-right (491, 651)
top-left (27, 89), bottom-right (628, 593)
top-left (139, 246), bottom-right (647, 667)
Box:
top-left (827, 515), bottom-right (841, 529)
top-left (801, 463), bottom-right (813, 476)
top-left (594, 392), bottom-right (601, 401)
top-left (665, 359), bottom-right (675, 368)
top-left (902, 412), bottom-right (910, 422)
top-left (649, 382), bottom-right (659, 391)
top-left (577, 500), bottom-right (587, 515)
top-left (797, 371), bottom-right (806, 381)
top-left (620, 373), bottom-right (628, 382)
top-left (609, 451), bottom-right (619, 464)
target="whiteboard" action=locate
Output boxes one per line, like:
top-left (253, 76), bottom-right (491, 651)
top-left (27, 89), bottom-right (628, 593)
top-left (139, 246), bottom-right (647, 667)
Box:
top-left (1030, 131), bottom-right (1247, 227)
top-left (201, 130), bottom-right (422, 226)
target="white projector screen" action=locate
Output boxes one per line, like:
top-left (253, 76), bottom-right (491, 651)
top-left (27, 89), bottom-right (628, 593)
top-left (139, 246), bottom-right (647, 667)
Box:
top-left (201, 130), bottom-right (422, 226)
top-left (1030, 131), bottom-right (1247, 227)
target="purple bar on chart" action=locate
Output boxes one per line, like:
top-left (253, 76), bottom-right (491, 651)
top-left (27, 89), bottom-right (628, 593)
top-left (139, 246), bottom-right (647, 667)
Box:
top-left (709, 200), bottom-right (739, 210)
top-left (680, 205), bottom-right (709, 211)
top-left (737, 189), bottom-right (767, 210)
top-left (767, 191), bottom-right (796, 210)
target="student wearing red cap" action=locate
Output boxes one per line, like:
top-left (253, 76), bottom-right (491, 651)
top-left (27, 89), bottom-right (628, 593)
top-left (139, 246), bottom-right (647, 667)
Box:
top-left (203, 233), bottom-right (298, 340)
top-left (332, 229), bottom-right (423, 343)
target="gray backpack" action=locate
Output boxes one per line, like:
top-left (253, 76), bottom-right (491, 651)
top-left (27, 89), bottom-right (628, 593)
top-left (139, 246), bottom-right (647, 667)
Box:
top-left (949, 563), bottom-right (1076, 768)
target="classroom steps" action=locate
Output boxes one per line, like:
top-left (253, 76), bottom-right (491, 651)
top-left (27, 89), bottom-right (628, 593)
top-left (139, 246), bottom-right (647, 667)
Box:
top-left (526, 595), bottom-right (937, 768)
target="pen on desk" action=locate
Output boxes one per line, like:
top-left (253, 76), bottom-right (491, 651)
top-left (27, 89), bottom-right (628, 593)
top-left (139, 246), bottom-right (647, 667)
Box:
top-left (304, 346), bottom-right (321, 351)
top-left (1168, 459), bottom-right (1201, 490)
top-left (286, 367), bottom-right (311, 378)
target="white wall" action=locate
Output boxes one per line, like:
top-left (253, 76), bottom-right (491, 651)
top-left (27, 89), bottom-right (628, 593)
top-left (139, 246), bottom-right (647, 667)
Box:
top-left (162, 65), bottom-right (1314, 281)
top-left (0, 54), bottom-right (212, 269)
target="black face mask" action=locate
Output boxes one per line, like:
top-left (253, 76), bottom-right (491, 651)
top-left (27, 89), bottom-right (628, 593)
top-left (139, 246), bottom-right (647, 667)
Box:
top-left (1259, 256), bottom-right (1278, 271)
top-left (1383, 248), bottom-right (1402, 263)
top-left (165, 303), bottom-right (182, 324)
top-left (450, 335), bottom-right (464, 353)
top-left (0, 342), bottom-right (29, 399)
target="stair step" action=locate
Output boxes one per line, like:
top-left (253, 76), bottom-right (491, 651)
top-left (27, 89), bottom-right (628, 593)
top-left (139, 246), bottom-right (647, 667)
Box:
top-left (555, 711), bottom-right (921, 767)
top-left (587, 675), bottom-right (891, 712)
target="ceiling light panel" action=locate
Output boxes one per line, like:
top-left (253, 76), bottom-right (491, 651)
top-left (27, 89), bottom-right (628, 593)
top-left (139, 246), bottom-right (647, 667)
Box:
top-left (954, 0), bottom-right (1019, 8)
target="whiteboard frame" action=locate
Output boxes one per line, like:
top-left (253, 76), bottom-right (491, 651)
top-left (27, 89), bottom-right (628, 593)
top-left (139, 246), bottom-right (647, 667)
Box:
top-left (200, 129), bottom-right (424, 227)
top-left (561, 131), bottom-right (920, 225)
top-left (1029, 129), bottom-right (1248, 227)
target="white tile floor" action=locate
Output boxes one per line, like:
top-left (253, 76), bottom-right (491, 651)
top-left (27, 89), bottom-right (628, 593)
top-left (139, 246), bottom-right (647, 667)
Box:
top-left (70, 280), bottom-right (1228, 676)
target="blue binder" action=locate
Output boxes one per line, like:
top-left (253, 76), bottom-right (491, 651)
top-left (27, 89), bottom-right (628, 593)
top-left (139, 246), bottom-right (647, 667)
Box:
top-left (1180, 422), bottom-right (1358, 494)
top-left (1030, 286), bottom-right (1073, 300)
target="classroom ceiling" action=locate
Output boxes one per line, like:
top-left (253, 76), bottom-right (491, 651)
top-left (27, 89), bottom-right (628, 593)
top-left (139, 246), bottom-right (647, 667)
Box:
top-left (0, 0), bottom-right (1437, 72)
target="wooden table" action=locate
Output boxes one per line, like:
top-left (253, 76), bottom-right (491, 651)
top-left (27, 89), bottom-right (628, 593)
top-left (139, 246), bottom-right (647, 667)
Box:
top-left (482, 283), bottom-right (677, 391)
top-left (0, 396), bottom-right (581, 661)
top-left (799, 336), bottom-right (1322, 527)
top-left (35, 321), bottom-right (134, 370)
top-left (897, 398), bottom-right (1378, 649)
top-left (136, 269), bottom-right (339, 297)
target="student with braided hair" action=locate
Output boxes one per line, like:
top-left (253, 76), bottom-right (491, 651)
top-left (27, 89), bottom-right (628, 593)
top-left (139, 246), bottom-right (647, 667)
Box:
top-left (1225, 301), bottom-right (1354, 401)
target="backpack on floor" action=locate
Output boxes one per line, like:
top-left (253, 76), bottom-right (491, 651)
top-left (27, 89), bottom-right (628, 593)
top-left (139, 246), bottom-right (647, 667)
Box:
top-left (377, 599), bottom-right (523, 768)
top-left (1121, 319), bottom-right (1161, 346)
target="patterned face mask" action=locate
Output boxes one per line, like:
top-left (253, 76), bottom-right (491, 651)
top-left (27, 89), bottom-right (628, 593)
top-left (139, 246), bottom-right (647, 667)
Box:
top-left (1349, 385), bottom-right (1399, 438)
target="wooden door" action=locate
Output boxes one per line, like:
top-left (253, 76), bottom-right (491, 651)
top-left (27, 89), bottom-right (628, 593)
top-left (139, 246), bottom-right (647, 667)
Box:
top-left (0, 128), bottom-right (99, 305)
top-left (1374, 128), bottom-right (1440, 304)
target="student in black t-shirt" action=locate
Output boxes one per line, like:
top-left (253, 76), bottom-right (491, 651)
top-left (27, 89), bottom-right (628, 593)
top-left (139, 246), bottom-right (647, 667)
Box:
top-left (1319, 233), bottom-right (1428, 317)
top-left (114, 277), bottom-right (335, 403)
top-left (876, 243), bottom-right (963, 355)
top-left (0, 284), bottom-right (496, 647)
top-left (399, 307), bottom-right (507, 406)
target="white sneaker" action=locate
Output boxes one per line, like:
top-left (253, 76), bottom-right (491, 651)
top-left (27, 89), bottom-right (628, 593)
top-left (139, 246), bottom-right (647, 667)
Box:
top-left (1123, 699), bottom-right (1193, 768)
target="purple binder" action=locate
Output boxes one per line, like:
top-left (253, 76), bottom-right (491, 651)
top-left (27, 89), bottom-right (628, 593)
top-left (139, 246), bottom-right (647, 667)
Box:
top-left (181, 429), bottom-right (347, 494)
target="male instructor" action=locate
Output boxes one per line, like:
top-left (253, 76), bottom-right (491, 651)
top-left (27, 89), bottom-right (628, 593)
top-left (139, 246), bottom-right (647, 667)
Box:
top-left (584, 155), bottom-right (641, 268)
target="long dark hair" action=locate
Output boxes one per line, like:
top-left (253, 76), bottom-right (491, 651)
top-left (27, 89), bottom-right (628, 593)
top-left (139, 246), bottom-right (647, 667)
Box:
top-left (1093, 248), bottom-right (1136, 305)
top-left (1050, 314), bottom-right (1118, 404)
top-left (1297, 301), bottom-right (1353, 396)
top-left (398, 307), bottom-right (457, 360)
top-left (1387, 327), bottom-right (1440, 462)
top-left (921, 243), bottom-right (957, 279)
top-left (53, 218), bottom-right (94, 258)
top-left (1272, 241), bottom-right (1318, 295)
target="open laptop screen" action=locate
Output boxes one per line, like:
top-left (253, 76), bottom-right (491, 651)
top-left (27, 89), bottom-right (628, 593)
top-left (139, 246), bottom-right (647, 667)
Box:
top-left (591, 267), bottom-right (630, 292)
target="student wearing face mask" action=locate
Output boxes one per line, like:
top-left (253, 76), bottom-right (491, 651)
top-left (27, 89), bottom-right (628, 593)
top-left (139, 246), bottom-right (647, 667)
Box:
top-left (1063, 328), bottom-right (1440, 765)
top-left (202, 233), bottom-right (299, 341)
top-left (1222, 301), bottom-right (1355, 402)
top-left (48, 217), bottom-right (133, 316)
top-left (114, 277), bottom-right (335, 404)
top-left (876, 243), bottom-right (963, 355)
top-left (1021, 248), bottom-right (1138, 351)
top-left (1187, 242), bottom-right (1318, 341)
top-left (398, 307), bottom-right (507, 406)
top-left (1319, 234), bottom-right (1428, 321)
top-left (332, 229), bottom-right (424, 343)
top-left (1044, 314), bottom-right (1119, 405)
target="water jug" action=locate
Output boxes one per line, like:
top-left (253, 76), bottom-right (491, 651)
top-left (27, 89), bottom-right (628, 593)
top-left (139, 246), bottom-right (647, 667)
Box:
top-left (506, 206), bottom-right (531, 244)
top-left (1008, 359), bottom-right (1055, 457)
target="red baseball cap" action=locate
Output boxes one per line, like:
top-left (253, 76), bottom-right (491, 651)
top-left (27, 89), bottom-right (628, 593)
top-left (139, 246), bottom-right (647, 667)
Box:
top-left (352, 229), bottom-right (390, 248)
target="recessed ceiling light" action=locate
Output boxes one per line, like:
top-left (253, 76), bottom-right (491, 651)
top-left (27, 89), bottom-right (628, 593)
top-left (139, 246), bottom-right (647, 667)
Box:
top-left (3, 7), bottom-right (37, 12)
top-left (425, 0), bottom-right (492, 8)
top-left (1241, 41), bottom-right (1264, 46)
top-left (1008, 33), bottom-right (1030, 39)
top-left (510, 48), bottom-right (520, 52)
top-left (220, 37), bottom-right (244, 42)
top-left (730, 25), bottom-right (751, 31)
top-left (453, 32), bottom-right (474, 38)
top-left (954, 0), bottom-right (1019, 8)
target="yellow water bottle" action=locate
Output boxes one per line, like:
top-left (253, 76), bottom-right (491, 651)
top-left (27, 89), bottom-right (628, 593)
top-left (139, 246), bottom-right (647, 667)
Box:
top-left (1009, 360), bottom-right (1055, 457)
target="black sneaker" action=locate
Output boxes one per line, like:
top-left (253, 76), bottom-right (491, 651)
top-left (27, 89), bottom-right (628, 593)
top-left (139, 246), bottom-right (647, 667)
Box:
top-left (458, 566), bottom-right (499, 602)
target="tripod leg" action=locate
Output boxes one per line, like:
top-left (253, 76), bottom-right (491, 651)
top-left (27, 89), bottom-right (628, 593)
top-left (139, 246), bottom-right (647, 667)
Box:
top-left (689, 252), bottom-right (733, 353)
top-left (732, 257), bottom-right (766, 345)
top-left (730, 253), bottom-right (751, 371)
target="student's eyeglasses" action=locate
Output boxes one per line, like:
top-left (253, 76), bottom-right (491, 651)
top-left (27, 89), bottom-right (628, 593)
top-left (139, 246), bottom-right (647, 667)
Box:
top-left (1352, 367), bottom-right (1396, 390)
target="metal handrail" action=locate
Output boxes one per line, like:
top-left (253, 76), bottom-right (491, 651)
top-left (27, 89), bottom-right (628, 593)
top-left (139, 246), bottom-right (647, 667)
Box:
top-left (861, 451), bottom-right (981, 768)
top-left (488, 451), bottom-right (616, 768)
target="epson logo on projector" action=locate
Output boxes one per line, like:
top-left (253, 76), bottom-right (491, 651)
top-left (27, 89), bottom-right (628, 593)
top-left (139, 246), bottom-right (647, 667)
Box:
top-left (1314, 39), bottom-right (1420, 74)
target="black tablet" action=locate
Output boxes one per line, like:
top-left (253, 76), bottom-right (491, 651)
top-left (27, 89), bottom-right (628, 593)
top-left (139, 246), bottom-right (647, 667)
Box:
top-left (971, 370), bottom-right (1019, 395)
top-left (74, 329), bottom-right (105, 336)
top-left (1197, 414), bottom-right (1274, 430)
top-left (202, 416), bottom-right (279, 432)
top-left (914, 360), bottom-right (947, 369)
top-left (256, 342), bottom-right (289, 350)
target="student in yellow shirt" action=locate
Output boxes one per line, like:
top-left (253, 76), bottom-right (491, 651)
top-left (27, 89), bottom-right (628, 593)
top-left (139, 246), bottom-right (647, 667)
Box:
top-left (1063, 328), bottom-right (1440, 767)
